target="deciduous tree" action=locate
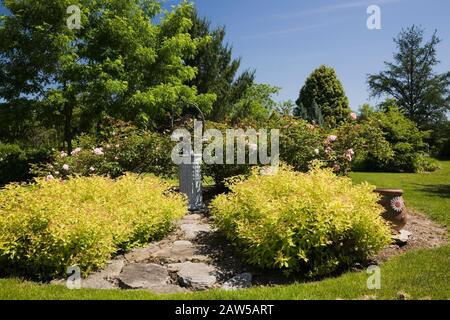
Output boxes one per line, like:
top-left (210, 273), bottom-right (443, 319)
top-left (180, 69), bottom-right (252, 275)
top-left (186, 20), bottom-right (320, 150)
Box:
top-left (0, 0), bottom-right (214, 152)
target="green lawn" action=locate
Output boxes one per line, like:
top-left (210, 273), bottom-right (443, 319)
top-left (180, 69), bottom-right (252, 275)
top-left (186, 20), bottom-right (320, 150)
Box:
top-left (350, 161), bottom-right (450, 228)
top-left (1, 162), bottom-right (449, 300)
top-left (1, 245), bottom-right (448, 300)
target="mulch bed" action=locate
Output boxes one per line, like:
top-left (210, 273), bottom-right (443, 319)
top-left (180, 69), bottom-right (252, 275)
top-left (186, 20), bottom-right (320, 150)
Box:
top-left (373, 210), bottom-right (448, 263)
top-left (200, 186), bottom-right (449, 286)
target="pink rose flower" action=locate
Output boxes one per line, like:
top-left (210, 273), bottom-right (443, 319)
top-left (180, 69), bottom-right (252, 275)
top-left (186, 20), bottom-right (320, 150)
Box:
top-left (327, 135), bottom-right (338, 143)
top-left (71, 147), bottom-right (81, 156)
top-left (344, 148), bottom-right (355, 161)
top-left (93, 147), bottom-right (104, 156)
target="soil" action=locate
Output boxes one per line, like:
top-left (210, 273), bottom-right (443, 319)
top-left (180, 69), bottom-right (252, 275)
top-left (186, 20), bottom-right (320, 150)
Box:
top-left (57, 186), bottom-right (449, 291)
top-left (372, 210), bottom-right (448, 263)
top-left (192, 186), bottom-right (450, 286)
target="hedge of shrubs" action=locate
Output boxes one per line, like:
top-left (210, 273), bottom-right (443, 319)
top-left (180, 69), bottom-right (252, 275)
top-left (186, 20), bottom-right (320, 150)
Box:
top-left (355, 106), bottom-right (439, 173)
top-left (203, 114), bottom-right (395, 186)
top-left (31, 121), bottom-right (176, 180)
top-left (0, 143), bottom-right (51, 186)
top-left (204, 107), bottom-right (439, 187)
top-left (6, 106), bottom-right (439, 189)
top-left (211, 164), bottom-right (391, 277)
top-left (0, 174), bottom-right (186, 280)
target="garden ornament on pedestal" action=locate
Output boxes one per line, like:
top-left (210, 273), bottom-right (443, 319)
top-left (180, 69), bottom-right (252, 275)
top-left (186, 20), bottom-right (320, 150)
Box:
top-left (178, 102), bottom-right (205, 212)
top-left (179, 151), bottom-right (205, 211)
top-left (374, 188), bottom-right (408, 231)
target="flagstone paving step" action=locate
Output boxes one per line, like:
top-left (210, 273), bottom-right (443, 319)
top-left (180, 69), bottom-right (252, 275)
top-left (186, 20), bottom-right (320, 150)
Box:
top-left (179, 223), bottom-right (213, 240)
top-left (79, 212), bottom-right (232, 293)
top-left (168, 262), bottom-right (218, 291)
top-left (53, 210), bottom-right (445, 294)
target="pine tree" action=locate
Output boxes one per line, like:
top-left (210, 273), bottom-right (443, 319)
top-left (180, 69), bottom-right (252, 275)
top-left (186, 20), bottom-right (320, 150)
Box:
top-left (294, 102), bottom-right (308, 119)
top-left (368, 25), bottom-right (450, 127)
top-left (295, 65), bottom-right (350, 127)
top-left (186, 9), bottom-right (254, 122)
top-left (311, 100), bottom-right (324, 126)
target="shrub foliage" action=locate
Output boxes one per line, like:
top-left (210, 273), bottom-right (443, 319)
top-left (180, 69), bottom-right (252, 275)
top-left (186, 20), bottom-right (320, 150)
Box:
top-left (31, 121), bottom-right (176, 180)
top-left (211, 165), bottom-right (391, 277)
top-left (357, 106), bottom-right (432, 172)
top-left (0, 144), bottom-right (51, 186)
top-left (0, 175), bottom-right (186, 280)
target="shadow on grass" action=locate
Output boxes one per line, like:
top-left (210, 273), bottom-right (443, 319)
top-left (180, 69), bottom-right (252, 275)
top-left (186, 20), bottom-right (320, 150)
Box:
top-left (412, 183), bottom-right (450, 199)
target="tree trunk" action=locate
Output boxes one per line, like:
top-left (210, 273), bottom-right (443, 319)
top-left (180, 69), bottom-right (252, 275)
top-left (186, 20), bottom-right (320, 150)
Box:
top-left (62, 81), bottom-right (74, 154)
top-left (63, 101), bottom-right (73, 155)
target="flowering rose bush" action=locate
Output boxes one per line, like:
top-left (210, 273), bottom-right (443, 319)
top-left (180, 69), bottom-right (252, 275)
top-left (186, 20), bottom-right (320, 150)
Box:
top-left (204, 114), bottom-right (395, 187)
top-left (325, 119), bottom-right (393, 174)
top-left (202, 121), bottom-right (257, 187)
top-left (32, 121), bottom-right (176, 179)
top-left (275, 114), bottom-right (392, 175)
top-left (276, 117), bottom-right (325, 172)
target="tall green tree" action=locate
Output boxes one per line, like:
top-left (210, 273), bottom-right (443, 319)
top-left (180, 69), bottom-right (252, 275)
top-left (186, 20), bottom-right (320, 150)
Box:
top-left (0, 0), bottom-right (79, 148)
top-left (0, 0), bottom-right (214, 152)
top-left (229, 83), bottom-right (279, 124)
top-left (294, 65), bottom-right (350, 127)
top-left (186, 9), bottom-right (254, 122)
top-left (368, 25), bottom-right (450, 127)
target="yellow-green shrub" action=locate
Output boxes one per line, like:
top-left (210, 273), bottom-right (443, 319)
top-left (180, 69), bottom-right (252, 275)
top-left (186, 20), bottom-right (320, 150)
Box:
top-left (0, 174), bottom-right (186, 280)
top-left (211, 165), bottom-right (391, 277)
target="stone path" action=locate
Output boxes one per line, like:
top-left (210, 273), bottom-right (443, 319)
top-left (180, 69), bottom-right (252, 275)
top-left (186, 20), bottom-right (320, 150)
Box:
top-left (72, 212), bottom-right (252, 293)
top-left (50, 210), bottom-right (448, 293)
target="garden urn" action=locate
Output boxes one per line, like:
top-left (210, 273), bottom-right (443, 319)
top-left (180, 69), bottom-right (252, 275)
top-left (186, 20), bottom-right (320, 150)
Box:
top-left (374, 188), bottom-right (408, 231)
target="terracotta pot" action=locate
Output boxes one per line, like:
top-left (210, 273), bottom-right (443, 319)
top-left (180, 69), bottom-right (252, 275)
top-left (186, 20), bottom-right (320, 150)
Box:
top-left (374, 188), bottom-right (408, 231)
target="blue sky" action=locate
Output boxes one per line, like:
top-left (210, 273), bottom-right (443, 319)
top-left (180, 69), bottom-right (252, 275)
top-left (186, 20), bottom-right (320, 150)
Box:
top-left (1, 0), bottom-right (449, 111)
top-left (186, 0), bottom-right (450, 111)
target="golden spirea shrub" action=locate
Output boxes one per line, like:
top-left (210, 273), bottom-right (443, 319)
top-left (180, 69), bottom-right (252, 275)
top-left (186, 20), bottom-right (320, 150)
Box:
top-left (0, 174), bottom-right (186, 280)
top-left (211, 165), bottom-right (391, 277)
